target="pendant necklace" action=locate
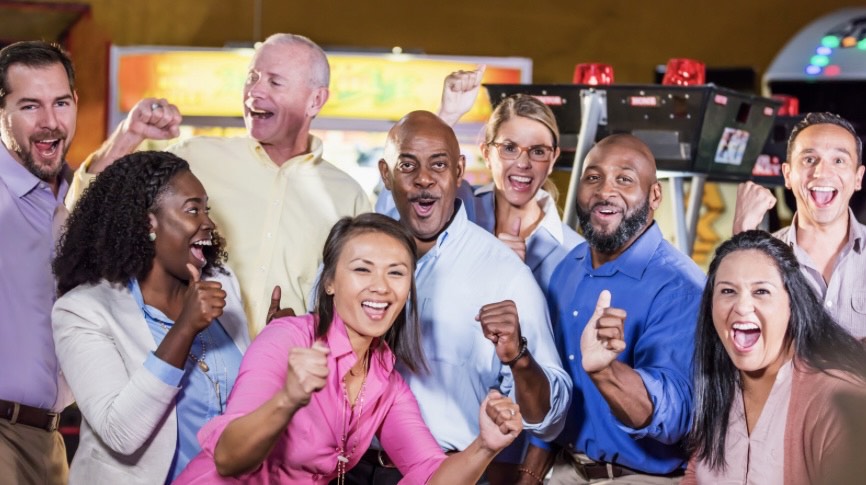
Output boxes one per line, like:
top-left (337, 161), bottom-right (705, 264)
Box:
top-left (335, 350), bottom-right (369, 485)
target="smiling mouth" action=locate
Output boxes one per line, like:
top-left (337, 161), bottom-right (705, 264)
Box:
top-left (247, 106), bottom-right (274, 120)
top-left (33, 138), bottom-right (61, 159)
top-left (508, 175), bottom-right (533, 191)
top-left (732, 322), bottom-right (761, 352)
top-left (409, 196), bottom-right (438, 217)
top-left (809, 186), bottom-right (837, 208)
top-left (190, 239), bottom-right (213, 265)
top-left (362, 300), bottom-right (390, 320)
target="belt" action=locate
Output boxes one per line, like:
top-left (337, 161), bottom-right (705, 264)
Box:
top-left (576, 461), bottom-right (629, 480)
top-left (360, 448), bottom-right (397, 469)
top-left (0, 399), bottom-right (60, 432)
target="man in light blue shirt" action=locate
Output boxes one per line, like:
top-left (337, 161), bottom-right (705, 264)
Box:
top-left (520, 134), bottom-right (704, 484)
top-left (350, 111), bottom-right (570, 484)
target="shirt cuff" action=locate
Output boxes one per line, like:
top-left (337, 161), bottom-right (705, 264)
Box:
top-left (143, 352), bottom-right (185, 387)
top-left (528, 435), bottom-right (554, 451)
top-left (613, 368), bottom-right (664, 439)
top-left (519, 365), bottom-right (569, 442)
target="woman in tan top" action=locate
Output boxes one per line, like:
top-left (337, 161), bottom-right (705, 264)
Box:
top-left (685, 230), bottom-right (866, 485)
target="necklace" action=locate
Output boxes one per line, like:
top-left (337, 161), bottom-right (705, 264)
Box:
top-left (335, 350), bottom-right (369, 485)
top-left (155, 321), bottom-right (224, 412)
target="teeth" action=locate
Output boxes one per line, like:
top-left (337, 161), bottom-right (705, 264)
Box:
top-left (810, 187), bottom-right (835, 192)
top-left (733, 322), bottom-right (759, 331)
top-left (362, 301), bottom-right (388, 309)
top-left (192, 240), bottom-right (213, 246)
top-left (511, 176), bottom-right (531, 183)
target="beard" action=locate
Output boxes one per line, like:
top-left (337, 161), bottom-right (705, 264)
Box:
top-left (9, 129), bottom-right (68, 182)
top-left (577, 197), bottom-right (651, 254)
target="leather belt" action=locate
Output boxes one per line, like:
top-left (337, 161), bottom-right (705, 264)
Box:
top-left (0, 399), bottom-right (60, 432)
top-left (576, 461), bottom-right (629, 480)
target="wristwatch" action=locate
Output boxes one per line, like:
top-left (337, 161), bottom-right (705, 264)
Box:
top-left (502, 336), bottom-right (528, 366)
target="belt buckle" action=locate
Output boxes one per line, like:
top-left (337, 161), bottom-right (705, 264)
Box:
top-left (376, 449), bottom-right (396, 469)
top-left (46, 412), bottom-right (60, 432)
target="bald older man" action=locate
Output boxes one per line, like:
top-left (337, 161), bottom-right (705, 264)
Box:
top-left (348, 111), bottom-right (570, 484)
top-left (519, 135), bottom-right (705, 484)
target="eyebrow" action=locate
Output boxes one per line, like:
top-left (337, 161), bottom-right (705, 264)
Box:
top-left (714, 280), bottom-right (778, 287)
top-left (184, 197), bottom-right (205, 204)
top-left (798, 147), bottom-right (853, 157)
top-left (16, 94), bottom-right (74, 105)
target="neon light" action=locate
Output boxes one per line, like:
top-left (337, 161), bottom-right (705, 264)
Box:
top-left (824, 65), bottom-right (841, 76)
top-left (821, 35), bottom-right (840, 48)
top-left (859, 39), bottom-right (866, 50)
top-left (816, 46), bottom-right (832, 56)
top-left (810, 55), bottom-right (830, 67)
top-left (805, 65), bottom-right (822, 75)
top-left (842, 36), bottom-right (857, 48)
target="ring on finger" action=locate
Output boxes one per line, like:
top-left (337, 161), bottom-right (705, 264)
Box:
top-left (150, 102), bottom-right (162, 110)
top-left (509, 408), bottom-right (515, 417)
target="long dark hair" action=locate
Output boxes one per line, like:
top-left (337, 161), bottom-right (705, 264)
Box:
top-left (313, 213), bottom-right (427, 373)
top-left (689, 230), bottom-right (866, 470)
top-left (54, 151), bottom-right (227, 295)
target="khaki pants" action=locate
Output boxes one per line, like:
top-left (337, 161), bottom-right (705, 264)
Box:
top-left (548, 450), bottom-right (682, 485)
top-left (0, 419), bottom-right (68, 485)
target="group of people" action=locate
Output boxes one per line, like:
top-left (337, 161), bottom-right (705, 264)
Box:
top-left (1, 32), bottom-right (865, 485)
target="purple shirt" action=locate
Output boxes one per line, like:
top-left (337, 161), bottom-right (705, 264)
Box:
top-left (0, 144), bottom-right (69, 410)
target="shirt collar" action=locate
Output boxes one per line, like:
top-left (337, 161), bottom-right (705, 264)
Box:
top-left (127, 278), bottom-right (173, 325)
top-left (250, 134), bottom-right (323, 168)
top-left (420, 199), bottom-right (466, 261)
top-left (576, 221), bottom-right (663, 280)
top-left (473, 184), bottom-right (565, 243)
top-left (788, 209), bottom-right (864, 255)
top-left (0, 142), bottom-right (69, 199)
top-left (326, 311), bottom-right (396, 376)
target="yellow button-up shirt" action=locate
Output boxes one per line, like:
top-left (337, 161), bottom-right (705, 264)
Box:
top-left (68, 135), bottom-right (371, 337)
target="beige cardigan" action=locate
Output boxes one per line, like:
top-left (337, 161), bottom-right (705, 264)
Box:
top-left (684, 359), bottom-right (866, 485)
top-left (52, 270), bottom-right (249, 485)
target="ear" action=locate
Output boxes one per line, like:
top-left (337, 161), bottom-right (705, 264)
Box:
top-left (781, 162), bottom-right (792, 189)
top-left (378, 159), bottom-right (393, 191)
top-left (73, 91), bottom-right (79, 107)
top-left (147, 212), bottom-right (158, 233)
top-left (649, 181), bottom-right (662, 211)
top-left (548, 147), bottom-right (561, 176)
top-left (307, 87), bottom-right (329, 118)
top-left (455, 154), bottom-right (466, 185)
top-left (480, 143), bottom-right (493, 171)
top-left (855, 164), bottom-right (864, 191)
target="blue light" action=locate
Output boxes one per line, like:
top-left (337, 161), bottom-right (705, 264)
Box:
top-left (805, 65), bottom-right (822, 75)
top-left (816, 46), bottom-right (832, 56)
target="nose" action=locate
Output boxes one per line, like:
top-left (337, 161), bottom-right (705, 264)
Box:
top-left (515, 151), bottom-right (531, 169)
top-left (246, 78), bottom-right (265, 99)
top-left (733, 293), bottom-right (754, 315)
top-left (812, 157), bottom-right (829, 178)
top-left (413, 165), bottom-right (435, 189)
top-left (368, 270), bottom-right (388, 294)
top-left (40, 106), bottom-right (60, 130)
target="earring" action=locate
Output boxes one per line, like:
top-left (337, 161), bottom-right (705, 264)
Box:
top-left (148, 232), bottom-right (156, 242)
top-left (325, 288), bottom-right (334, 295)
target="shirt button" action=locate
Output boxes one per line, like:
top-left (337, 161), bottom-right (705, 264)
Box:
top-left (572, 310), bottom-right (579, 317)
top-left (259, 266), bottom-right (266, 272)
top-left (266, 232), bottom-right (272, 238)
top-left (568, 354), bottom-right (575, 361)
top-left (826, 300), bottom-right (833, 308)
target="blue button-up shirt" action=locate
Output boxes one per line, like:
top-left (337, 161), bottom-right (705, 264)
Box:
top-left (543, 223), bottom-right (705, 474)
top-left (129, 279), bottom-right (242, 483)
top-left (386, 202), bottom-right (572, 451)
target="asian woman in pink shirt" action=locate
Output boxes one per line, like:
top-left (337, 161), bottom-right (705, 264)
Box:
top-left (176, 213), bottom-right (523, 484)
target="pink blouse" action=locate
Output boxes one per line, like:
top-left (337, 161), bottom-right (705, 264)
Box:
top-left (175, 313), bottom-right (446, 484)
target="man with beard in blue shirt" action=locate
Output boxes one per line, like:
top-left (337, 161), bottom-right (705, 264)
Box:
top-left (518, 134), bottom-right (704, 484)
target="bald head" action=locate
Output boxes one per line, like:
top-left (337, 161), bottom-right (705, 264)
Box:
top-left (379, 111), bottom-right (465, 254)
top-left (576, 134), bottom-right (662, 259)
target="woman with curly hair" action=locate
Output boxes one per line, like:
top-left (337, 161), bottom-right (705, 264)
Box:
top-left (52, 151), bottom-right (249, 484)
top-left (685, 230), bottom-right (866, 484)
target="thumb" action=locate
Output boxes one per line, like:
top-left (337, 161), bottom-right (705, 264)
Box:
top-left (509, 217), bottom-right (521, 237)
top-left (475, 64), bottom-right (487, 80)
top-left (487, 388), bottom-right (503, 401)
top-left (593, 290), bottom-right (611, 317)
top-left (187, 263), bottom-right (201, 283)
top-left (311, 340), bottom-right (330, 355)
top-left (270, 285), bottom-right (281, 305)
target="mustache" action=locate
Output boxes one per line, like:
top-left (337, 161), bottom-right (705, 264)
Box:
top-left (408, 191), bottom-right (439, 203)
top-left (590, 200), bottom-right (621, 211)
top-left (30, 129), bottom-right (66, 142)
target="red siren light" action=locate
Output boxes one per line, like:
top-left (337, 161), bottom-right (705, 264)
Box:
top-left (662, 58), bottom-right (706, 86)
top-left (573, 63), bottom-right (614, 85)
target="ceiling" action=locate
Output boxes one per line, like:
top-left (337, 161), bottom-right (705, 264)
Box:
top-left (0, 1), bottom-right (89, 46)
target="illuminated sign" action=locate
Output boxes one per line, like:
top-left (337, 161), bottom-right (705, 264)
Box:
top-left (115, 48), bottom-right (528, 122)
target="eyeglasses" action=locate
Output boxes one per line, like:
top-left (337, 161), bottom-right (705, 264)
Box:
top-left (487, 142), bottom-right (555, 162)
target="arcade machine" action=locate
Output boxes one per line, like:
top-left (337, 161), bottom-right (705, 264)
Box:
top-left (109, 46), bottom-right (532, 198)
top-left (485, 78), bottom-right (781, 256)
top-left (763, 7), bottom-right (866, 221)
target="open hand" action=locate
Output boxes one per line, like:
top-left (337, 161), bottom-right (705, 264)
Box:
top-left (732, 181), bottom-right (776, 234)
top-left (284, 341), bottom-right (330, 408)
top-left (580, 290), bottom-right (627, 374)
top-left (438, 65), bottom-right (486, 126)
top-left (175, 263), bottom-right (226, 334)
top-left (477, 300), bottom-right (524, 364)
top-left (478, 390), bottom-right (522, 452)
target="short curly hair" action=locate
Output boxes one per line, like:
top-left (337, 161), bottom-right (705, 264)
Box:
top-left (54, 151), bottom-right (227, 295)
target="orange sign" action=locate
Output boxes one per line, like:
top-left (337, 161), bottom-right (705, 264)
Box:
top-left (116, 49), bottom-right (527, 122)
